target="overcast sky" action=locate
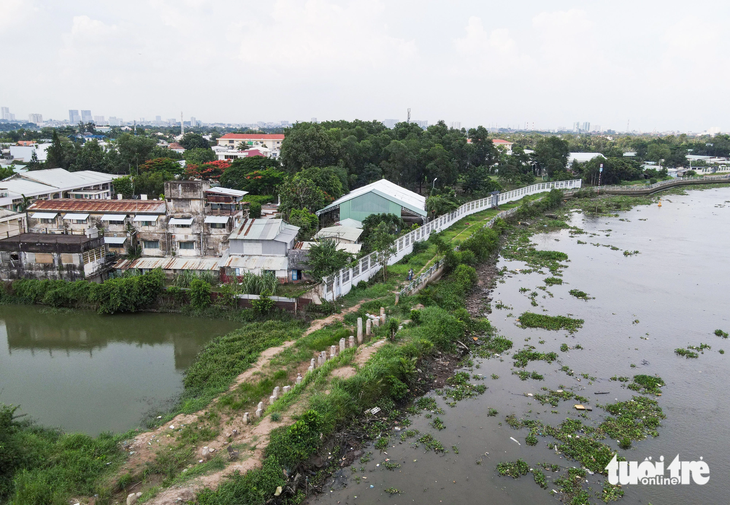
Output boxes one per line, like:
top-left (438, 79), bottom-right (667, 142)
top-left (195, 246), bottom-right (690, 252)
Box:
top-left (2, 0), bottom-right (728, 132)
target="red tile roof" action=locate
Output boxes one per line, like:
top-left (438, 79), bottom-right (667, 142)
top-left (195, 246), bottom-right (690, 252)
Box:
top-left (28, 199), bottom-right (167, 213)
top-left (168, 142), bottom-right (185, 150)
top-left (219, 134), bottom-right (285, 140)
top-left (492, 139), bottom-right (513, 144)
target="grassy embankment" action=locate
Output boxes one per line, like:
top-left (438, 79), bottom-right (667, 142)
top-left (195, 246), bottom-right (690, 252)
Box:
top-left (0, 189), bottom-right (559, 505)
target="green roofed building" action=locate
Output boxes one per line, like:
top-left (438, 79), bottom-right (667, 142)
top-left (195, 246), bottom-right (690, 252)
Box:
top-left (316, 179), bottom-right (426, 225)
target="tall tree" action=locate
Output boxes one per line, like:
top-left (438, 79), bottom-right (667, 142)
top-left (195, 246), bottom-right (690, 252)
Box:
top-left (534, 136), bottom-right (569, 178)
top-left (280, 123), bottom-right (340, 172)
top-left (305, 239), bottom-right (352, 281)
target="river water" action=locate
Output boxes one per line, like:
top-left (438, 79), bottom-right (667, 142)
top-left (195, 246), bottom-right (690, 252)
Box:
top-left (312, 187), bottom-right (730, 505)
top-left (0, 307), bottom-right (239, 435)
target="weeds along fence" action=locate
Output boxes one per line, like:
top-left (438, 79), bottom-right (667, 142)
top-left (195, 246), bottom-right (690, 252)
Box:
top-left (315, 179), bottom-right (582, 302)
top-left (587, 174), bottom-right (730, 194)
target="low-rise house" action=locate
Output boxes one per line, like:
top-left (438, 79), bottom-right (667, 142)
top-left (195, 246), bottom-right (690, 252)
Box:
top-left (216, 134), bottom-right (283, 158)
top-left (0, 232), bottom-right (108, 281)
top-left (314, 225), bottom-right (363, 244)
top-left (0, 209), bottom-right (26, 239)
top-left (0, 168), bottom-right (115, 211)
top-left (224, 218), bottom-right (299, 281)
top-left (316, 179), bottom-right (427, 225)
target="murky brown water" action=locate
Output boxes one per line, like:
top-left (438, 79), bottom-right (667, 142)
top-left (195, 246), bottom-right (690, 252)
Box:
top-left (312, 188), bottom-right (730, 505)
top-left (0, 307), bottom-right (240, 435)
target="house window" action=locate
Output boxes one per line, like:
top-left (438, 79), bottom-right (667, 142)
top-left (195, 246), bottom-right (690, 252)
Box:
top-left (143, 240), bottom-right (160, 249)
top-left (178, 241), bottom-right (195, 250)
top-left (41, 218), bottom-right (55, 224)
top-left (209, 223), bottom-right (226, 229)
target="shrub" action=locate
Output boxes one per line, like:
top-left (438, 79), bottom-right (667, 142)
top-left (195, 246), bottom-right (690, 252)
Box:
top-left (251, 292), bottom-right (275, 315)
top-left (266, 410), bottom-right (323, 469)
top-left (248, 201), bottom-right (262, 218)
top-left (409, 309), bottom-right (422, 325)
top-left (190, 279), bottom-right (211, 311)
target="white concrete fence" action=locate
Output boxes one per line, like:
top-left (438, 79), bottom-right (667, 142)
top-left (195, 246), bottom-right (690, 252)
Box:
top-left (316, 179), bottom-right (582, 302)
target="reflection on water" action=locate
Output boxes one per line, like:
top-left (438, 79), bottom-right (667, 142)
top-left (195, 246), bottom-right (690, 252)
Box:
top-left (0, 306), bottom-right (240, 435)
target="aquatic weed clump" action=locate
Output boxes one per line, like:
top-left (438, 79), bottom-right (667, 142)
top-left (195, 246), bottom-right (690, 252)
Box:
top-left (626, 375), bottom-right (665, 395)
top-left (714, 329), bottom-right (729, 338)
top-left (518, 312), bottom-right (584, 333)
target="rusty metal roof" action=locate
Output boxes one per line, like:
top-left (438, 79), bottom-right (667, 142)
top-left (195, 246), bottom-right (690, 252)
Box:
top-left (28, 199), bottom-right (167, 214)
top-left (116, 256), bottom-right (221, 271)
top-left (222, 255), bottom-right (288, 271)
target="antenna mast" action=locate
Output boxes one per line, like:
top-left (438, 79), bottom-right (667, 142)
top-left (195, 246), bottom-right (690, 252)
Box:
top-left (407, 108), bottom-right (411, 123)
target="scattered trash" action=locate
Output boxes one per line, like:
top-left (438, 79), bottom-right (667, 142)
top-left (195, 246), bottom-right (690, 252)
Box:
top-left (274, 486), bottom-right (282, 497)
top-left (573, 404), bottom-right (593, 411)
top-left (365, 407), bottom-right (382, 415)
top-left (594, 391), bottom-right (610, 395)
top-left (510, 437), bottom-right (521, 446)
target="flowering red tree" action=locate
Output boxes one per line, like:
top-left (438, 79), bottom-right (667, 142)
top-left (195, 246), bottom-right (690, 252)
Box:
top-left (185, 160), bottom-right (230, 181)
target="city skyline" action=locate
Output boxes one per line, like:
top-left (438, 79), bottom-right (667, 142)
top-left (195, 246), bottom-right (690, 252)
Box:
top-left (1, 0), bottom-right (729, 133)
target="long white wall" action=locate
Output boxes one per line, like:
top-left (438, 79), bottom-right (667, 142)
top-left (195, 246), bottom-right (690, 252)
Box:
top-left (318, 179), bottom-right (582, 302)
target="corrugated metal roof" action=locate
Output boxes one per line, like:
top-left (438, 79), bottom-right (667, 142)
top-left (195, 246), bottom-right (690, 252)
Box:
top-left (338, 218), bottom-right (363, 228)
top-left (315, 226), bottom-right (363, 243)
top-left (222, 255), bottom-right (288, 271)
top-left (204, 216), bottom-right (230, 224)
top-left (122, 257), bottom-right (220, 271)
top-left (230, 219), bottom-right (282, 240)
top-left (29, 199), bottom-right (166, 213)
top-left (104, 236), bottom-right (127, 245)
top-left (30, 212), bottom-right (57, 219)
top-left (100, 214), bottom-right (127, 221)
top-left (62, 213), bottom-right (89, 221)
top-left (206, 187), bottom-right (248, 197)
top-left (317, 179), bottom-right (427, 217)
top-left (169, 217), bottom-right (194, 226)
top-left (15, 168), bottom-right (113, 191)
top-left (298, 241), bottom-right (362, 254)
top-left (219, 134), bottom-right (285, 140)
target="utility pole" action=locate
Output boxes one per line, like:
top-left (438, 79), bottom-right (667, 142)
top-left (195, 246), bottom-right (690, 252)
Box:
top-left (181, 112), bottom-right (184, 136)
top-left (407, 108), bottom-right (411, 123)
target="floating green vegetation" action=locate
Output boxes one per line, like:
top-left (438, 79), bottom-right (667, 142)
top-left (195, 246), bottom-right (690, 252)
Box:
top-left (560, 343), bottom-right (569, 352)
top-left (518, 312), bottom-right (584, 333)
top-left (374, 437), bottom-right (389, 451)
top-left (600, 396), bottom-right (666, 440)
top-left (626, 374), bottom-right (665, 395)
top-left (491, 374), bottom-right (499, 380)
top-left (610, 376), bottom-right (630, 382)
top-left (715, 329), bottom-right (729, 338)
top-left (601, 481), bottom-right (625, 502)
top-left (438, 373), bottom-right (488, 402)
top-left (675, 348), bottom-right (699, 358)
top-left (502, 232), bottom-right (569, 274)
top-left (497, 459), bottom-right (530, 478)
top-left (415, 434), bottom-right (445, 453)
top-left (382, 460), bottom-right (400, 470)
top-left (430, 417), bottom-right (446, 431)
top-left (555, 468), bottom-right (590, 504)
top-left (687, 343), bottom-right (711, 353)
top-left (533, 389), bottom-right (588, 407)
top-left (415, 397), bottom-right (438, 411)
top-left (384, 487), bottom-right (400, 495)
top-left (473, 336), bottom-right (513, 357)
top-left (544, 277), bottom-right (563, 286)
top-left (623, 250), bottom-right (640, 257)
top-left (505, 414), bottom-right (521, 429)
top-left (359, 452), bottom-right (373, 464)
top-left (569, 289), bottom-right (592, 300)
top-left (512, 346), bottom-right (559, 367)
top-left (494, 301), bottom-right (512, 310)
top-left (488, 408), bottom-right (498, 417)
top-left (514, 370), bottom-right (544, 381)
top-left (533, 469), bottom-right (548, 489)
top-left (525, 432), bottom-right (539, 446)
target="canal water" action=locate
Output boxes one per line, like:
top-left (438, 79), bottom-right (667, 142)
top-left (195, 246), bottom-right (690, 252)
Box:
top-left (312, 187), bottom-right (730, 505)
top-left (0, 307), bottom-right (240, 435)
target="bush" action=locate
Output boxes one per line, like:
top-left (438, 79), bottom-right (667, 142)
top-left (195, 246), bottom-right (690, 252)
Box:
top-left (190, 279), bottom-right (211, 310)
top-left (266, 410), bottom-right (323, 469)
top-left (248, 201), bottom-right (262, 218)
top-left (251, 292), bottom-right (275, 315)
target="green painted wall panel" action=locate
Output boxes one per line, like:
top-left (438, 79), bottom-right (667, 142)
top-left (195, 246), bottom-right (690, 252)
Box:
top-left (338, 194), bottom-right (401, 222)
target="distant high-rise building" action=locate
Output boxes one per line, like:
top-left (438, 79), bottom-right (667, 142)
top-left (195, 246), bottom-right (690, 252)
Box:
top-left (582, 122), bottom-right (590, 132)
top-left (311, 117), bottom-right (318, 123)
top-left (415, 120), bottom-right (428, 129)
top-left (94, 115), bottom-right (105, 124)
top-left (81, 110), bottom-right (92, 122)
top-left (190, 116), bottom-right (198, 126)
top-left (451, 121), bottom-right (461, 130)
top-left (28, 113), bottom-right (43, 124)
top-left (155, 115), bottom-right (162, 123)
top-left (108, 116), bottom-right (121, 126)
top-left (573, 122), bottom-right (580, 132)
top-left (280, 120), bottom-right (291, 127)
top-left (383, 119), bottom-right (398, 128)
top-left (69, 110), bottom-right (81, 124)
top-left (1, 107), bottom-right (10, 120)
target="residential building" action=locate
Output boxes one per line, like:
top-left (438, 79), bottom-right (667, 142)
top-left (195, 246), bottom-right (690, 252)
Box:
top-left (217, 134), bottom-right (284, 156)
top-left (0, 168), bottom-right (115, 211)
top-left (0, 209), bottom-right (26, 239)
top-left (213, 147), bottom-right (269, 161)
top-left (316, 179), bottom-right (427, 225)
top-left (167, 142), bottom-right (185, 153)
top-left (28, 114), bottom-right (43, 124)
top-left (69, 110), bottom-right (81, 124)
top-left (9, 143), bottom-right (50, 162)
top-left (223, 219), bottom-right (299, 281)
top-left (0, 232), bottom-right (108, 281)
top-left (567, 152), bottom-right (605, 165)
top-left (81, 110), bottom-right (93, 123)
top-left (314, 225), bottom-right (363, 244)
top-left (94, 115), bottom-right (105, 124)
top-left (491, 138), bottom-right (514, 154)
top-left (1, 107), bottom-right (10, 120)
